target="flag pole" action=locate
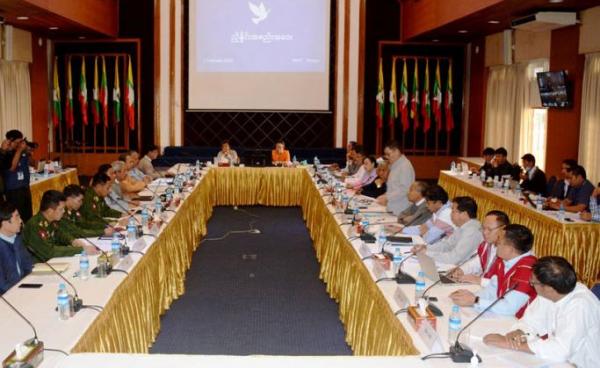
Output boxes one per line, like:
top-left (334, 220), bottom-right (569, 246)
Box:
top-left (412, 58), bottom-right (417, 154)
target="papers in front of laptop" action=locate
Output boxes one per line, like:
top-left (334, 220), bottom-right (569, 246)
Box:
top-left (32, 262), bottom-right (69, 275)
top-left (416, 252), bottom-right (441, 282)
top-left (393, 287), bottom-right (409, 310)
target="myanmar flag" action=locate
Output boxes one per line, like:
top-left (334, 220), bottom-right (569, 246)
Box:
top-left (100, 56), bottom-right (108, 127)
top-left (125, 56), bottom-right (135, 130)
top-left (65, 57), bottom-right (74, 129)
top-left (375, 58), bottom-right (384, 129)
top-left (433, 59), bottom-right (442, 131)
top-left (421, 59), bottom-right (431, 132)
top-left (79, 57), bottom-right (88, 125)
top-left (389, 59), bottom-right (397, 129)
top-left (445, 61), bottom-right (455, 132)
top-left (51, 58), bottom-right (61, 128)
top-left (92, 56), bottom-right (100, 125)
top-left (410, 58), bottom-right (419, 129)
top-left (113, 58), bottom-right (121, 125)
top-left (399, 59), bottom-right (409, 132)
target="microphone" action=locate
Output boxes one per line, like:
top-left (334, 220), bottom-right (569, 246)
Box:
top-left (394, 255), bottom-right (416, 284)
top-left (25, 246), bottom-right (84, 312)
top-left (79, 238), bottom-right (113, 276)
top-left (343, 193), bottom-right (358, 215)
top-left (448, 285), bottom-right (517, 363)
top-left (0, 294), bottom-right (44, 365)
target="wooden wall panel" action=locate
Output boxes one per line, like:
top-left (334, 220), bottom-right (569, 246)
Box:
top-left (514, 30), bottom-right (551, 62)
top-left (545, 25), bottom-right (584, 178)
top-left (30, 33), bottom-right (48, 162)
top-left (484, 32), bottom-right (506, 67)
top-left (579, 6), bottom-right (600, 54)
top-left (467, 37), bottom-right (487, 157)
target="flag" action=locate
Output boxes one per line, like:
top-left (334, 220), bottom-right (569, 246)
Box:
top-left (79, 56), bottom-right (88, 125)
top-left (92, 56), bottom-right (100, 125)
top-left (445, 61), bottom-right (455, 132)
top-left (100, 56), bottom-right (108, 127)
top-left (113, 57), bottom-right (121, 125)
top-left (421, 59), bottom-right (431, 132)
top-left (375, 58), bottom-right (384, 129)
top-left (410, 58), bottom-right (420, 129)
top-left (433, 59), bottom-right (442, 130)
top-left (65, 57), bottom-right (74, 129)
top-left (399, 59), bottom-right (409, 132)
top-left (389, 59), bottom-right (397, 128)
top-left (51, 57), bottom-right (62, 128)
top-left (125, 56), bottom-right (135, 130)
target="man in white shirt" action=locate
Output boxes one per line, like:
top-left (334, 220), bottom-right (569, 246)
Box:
top-left (450, 210), bottom-right (509, 286)
top-left (412, 196), bottom-right (483, 265)
top-left (376, 141), bottom-right (415, 215)
top-left (484, 256), bottom-right (600, 368)
top-left (402, 184), bottom-right (454, 244)
top-left (138, 145), bottom-right (162, 179)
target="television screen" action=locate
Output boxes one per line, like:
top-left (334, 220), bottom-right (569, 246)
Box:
top-left (537, 71), bottom-right (571, 108)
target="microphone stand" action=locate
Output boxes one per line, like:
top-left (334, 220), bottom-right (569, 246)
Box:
top-left (394, 254), bottom-right (416, 284)
top-left (1, 294), bottom-right (40, 343)
top-left (25, 246), bottom-right (83, 312)
top-left (79, 238), bottom-right (113, 276)
top-left (0, 294), bottom-right (44, 364)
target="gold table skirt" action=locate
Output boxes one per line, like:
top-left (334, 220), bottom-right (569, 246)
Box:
top-left (30, 169), bottom-right (79, 213)
top-left (439, 172), bottom-right (600, 287)
top-left (72, 167), bottom-right (418, 355)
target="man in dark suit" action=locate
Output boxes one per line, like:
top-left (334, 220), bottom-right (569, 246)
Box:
top-left (547, 165), bottom-right (595, 213)
top-left (491, 147), bottom-right (517, 179)
top-left (397, 181), bottom-right (431, 227)
top-left (519, 154), bottom-right (547, 195)
top-left (549, 159), bottom-right (577, 200)
top-left (0, 202), bottom-right (32, 294)
top-left (478, 147), bottom-right (495, 178)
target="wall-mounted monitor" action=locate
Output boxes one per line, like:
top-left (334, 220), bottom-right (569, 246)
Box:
top-left (536, 70), bottom-right (571, 108)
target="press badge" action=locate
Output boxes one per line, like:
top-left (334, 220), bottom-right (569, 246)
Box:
top-left (17, 171), bottom-right (24, 181)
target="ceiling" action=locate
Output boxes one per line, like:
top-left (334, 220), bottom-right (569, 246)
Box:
top-left (0, 0), bottom-right (117, 39)
top-left (405, 0), bottom-right (600, 42)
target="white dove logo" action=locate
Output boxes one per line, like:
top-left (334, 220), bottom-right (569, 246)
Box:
top-left (248, 2), bottom-right (270, 24)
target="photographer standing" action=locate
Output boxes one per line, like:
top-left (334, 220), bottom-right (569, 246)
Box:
top-left (0, 130), bottom-right (33, 221)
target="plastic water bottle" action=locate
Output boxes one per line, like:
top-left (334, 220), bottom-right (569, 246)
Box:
top-left (141, 205), bottom-right (149, 229)
top-left (292, 155), bottom-right (298, 165)
top-left (558, 202), bottom-right (565, 221)
top-left (470, 350), bottom-right (480, 368)
top-left (392, 247), bottom-right (403, 274)
top-left (314, 156), bottom-right (320, 167)
top-left (415, 271), bottom-right (426, 301)
top-left (111, 233), bottom-right (121, 263)
top-left (127, 217), bottom-right (137, 242)
top-left (536, 197), bottom-right (543, 211)
top-left (480, 169), bottom-right (486, 183)
top-left (57, 283), bottom-right (70, 320)
top-left (360, 218), bottom-right (369, 233)
top-left (352, 207), bottom-right (359, 223)
top-left (448, 304), bottom-right (462, 344)
top-left (195, 160), bottom-right (200, 172)
top-left (503, 179), bottom-right (510, 193)
top-left (377, 229), bottom-right (387, 250)
top-left (515, 182), bottom-right (522, 198)
top-left (43, 164), bottom-right (49, 178)
top-left (154, 197), bottom-right (162, 216)
top-left (79, 251), bottom-right (89, 281)
top-left (450, 161), bottom-right (456, 173)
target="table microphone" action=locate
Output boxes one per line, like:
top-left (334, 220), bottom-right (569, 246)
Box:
top-left (25, 246), bottom-right (83, 312)
top-left (0, 294), bottom-right (44, 366)
top-left (79, 238), bottom-right (113, 276)
top-left (424, 285), bottom-right (518, 363)
top-left (394, 255), bottom-right (416, 284)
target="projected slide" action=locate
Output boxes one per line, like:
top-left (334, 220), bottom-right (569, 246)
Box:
top-left (188, 0), bottom-right (331, 111)
top-left (195, 0), bottom-right (327, 73)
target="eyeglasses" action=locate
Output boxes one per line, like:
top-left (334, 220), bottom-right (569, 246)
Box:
top-left (483, 225), bottom-right (505, 232)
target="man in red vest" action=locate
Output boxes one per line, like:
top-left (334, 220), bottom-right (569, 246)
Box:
top-left (450, 224), bottom-right (537, 318)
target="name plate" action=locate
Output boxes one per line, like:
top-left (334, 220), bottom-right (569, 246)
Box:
top-left (116, 255), bottom-right (134, 271)
top-left (358, 243), bottom-right (372, 259)
top-left (371, 261), bottom-right (388, 280)
top-left (393, 287), bottom-right (409, 310)
top-left (132, 238), bottom-right (148, 252)
top-left (417, 320), bottom-right (444, 353)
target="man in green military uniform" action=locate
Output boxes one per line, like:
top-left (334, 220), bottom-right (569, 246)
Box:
top-left (23, 190), bottom-right (97, 262)
top-left (62, 184), bottom-right (114, 238)
top-left (80, 173), bottom-right (125, 224)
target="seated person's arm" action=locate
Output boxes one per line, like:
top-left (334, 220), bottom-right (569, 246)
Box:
top-left (120, 176), bottom-right (146, 194)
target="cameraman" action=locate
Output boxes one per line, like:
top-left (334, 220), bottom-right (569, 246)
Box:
top-left (0, 130), bottom-right (33, 221)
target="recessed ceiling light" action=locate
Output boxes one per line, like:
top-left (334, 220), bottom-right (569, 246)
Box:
top-left (432, 39), bottom-right (439, 42)
top-left (458, 30), bottom-right (468, 34)
top-left (488, 20), bottom-right (500, 24)
top-left (78, 36), bottom-right (86, 40)
top-left (549, 0), bottom-right (564, 3)
top-left (49, 26), bottom-right (59, 30)
top-left (16, 16), bottom-right (29, 20)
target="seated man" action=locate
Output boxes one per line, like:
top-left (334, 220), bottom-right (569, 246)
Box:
top-left (138, 145), bottom-right (163, 179)
top-left (23, 190), bottom-right (95, 262)
top-left (61, 185), bottom-right (112, 238)
top-left (519, 153), bottom-right (547, 195)
top-left (271, 140), bottom-right (291, 166)
top-left (403, 185), bottom-right (454, 244)
top-left (483, 256), bottom-right (600, 367)
top-left (412, 196), bottom-right (483, 265)
top-left (450, 224), bottom-right (537, 318)
top-left (81, 173), bottom-right (124, 224)
top-left (397, 181), bottom-right (430, 227)
top-left (490, 147), bottom-right (516, 179)
top-left (115, 159), bottom-right (147, 198)
top-left (450, 210), bottom-right (509, 286)
top-left (548, 159), bottom-right (577, 200)
top-left (376, 141), bottom-right (415, 215)
top-left (580, 185), bottom-right (600, 222)
top-left (342, 146), bottom-right (365, 178)
top-left (216, 140), bottom-right (240, 166)
top-left (360, 160), bottom-right (388, 199)
top-left (121, 151), bottom-right (152, 184)
top-left (547, 165), bottom-right (594, 213)
top-left (477, 147), bottom-right (495, 177)
top-left (0, 202), bottom-right (32, 294)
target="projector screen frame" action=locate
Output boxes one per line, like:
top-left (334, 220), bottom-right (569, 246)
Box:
top-left (183, 0), bottom-right (335, 113)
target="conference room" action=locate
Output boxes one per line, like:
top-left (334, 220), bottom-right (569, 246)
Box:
top-left (1, 0), bottom-right (599, 367)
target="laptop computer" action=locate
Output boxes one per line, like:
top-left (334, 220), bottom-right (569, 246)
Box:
top-left (416, 252), bottom-right (457, 284)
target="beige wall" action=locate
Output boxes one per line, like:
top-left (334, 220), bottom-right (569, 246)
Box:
top-left (484, 32), bottom-right (506, 67)
top-left (514, 30), bottom-right (550, 62)
top-left (579, 6), bottom-right (600, 54)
